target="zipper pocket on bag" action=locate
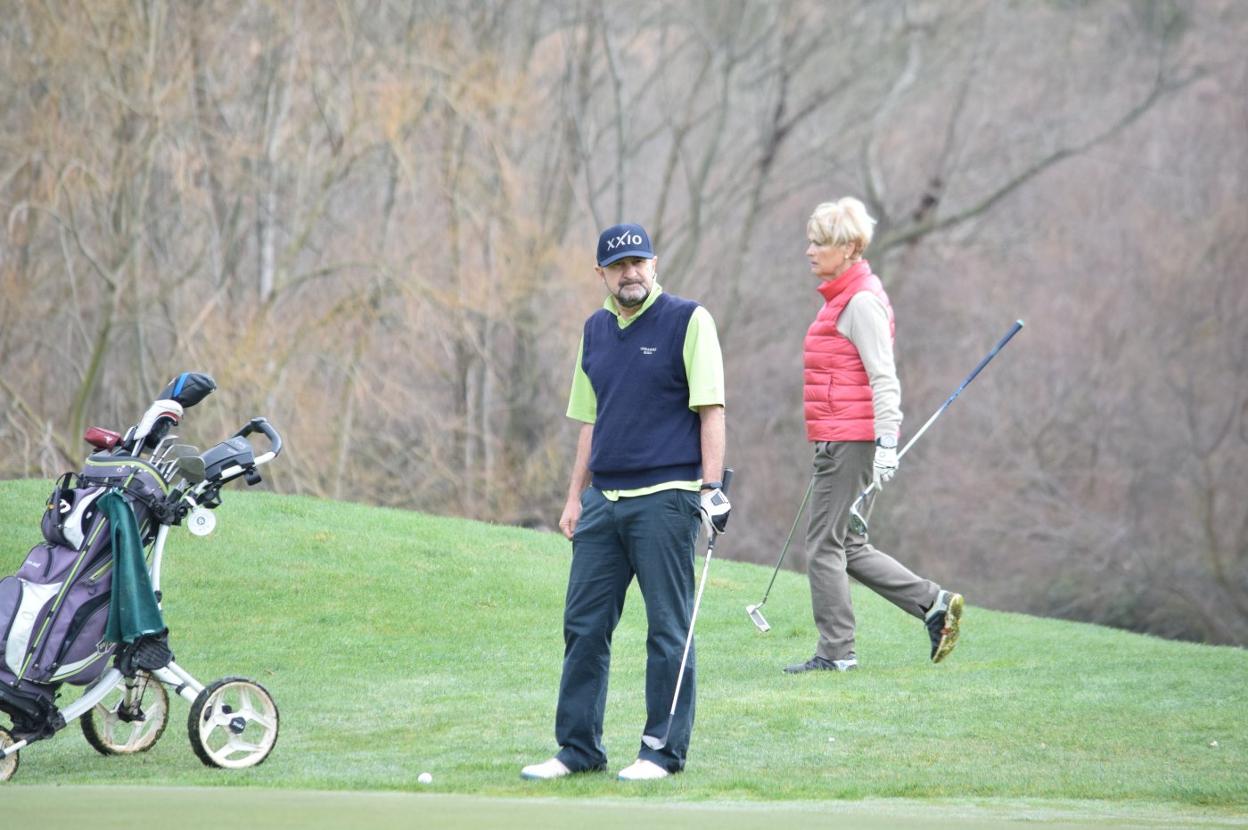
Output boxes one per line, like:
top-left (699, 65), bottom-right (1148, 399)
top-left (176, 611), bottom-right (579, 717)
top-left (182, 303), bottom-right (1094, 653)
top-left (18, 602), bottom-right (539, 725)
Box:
top-left (88, 558), bottom-right (113, 582)
top-left (51, 593), bottom-right (111, 670)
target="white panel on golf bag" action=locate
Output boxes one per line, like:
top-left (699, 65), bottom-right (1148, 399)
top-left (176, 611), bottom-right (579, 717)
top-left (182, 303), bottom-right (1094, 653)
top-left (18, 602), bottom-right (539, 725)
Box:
top-left (41, 476), bottom-right (107, 552)
top-left (1, 579), bottom-right (62, 676)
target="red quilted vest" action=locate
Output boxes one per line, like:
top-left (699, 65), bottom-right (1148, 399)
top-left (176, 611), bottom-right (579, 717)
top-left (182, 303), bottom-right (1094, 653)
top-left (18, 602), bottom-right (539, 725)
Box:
top-left (803, 260), bottom-right (895, 442)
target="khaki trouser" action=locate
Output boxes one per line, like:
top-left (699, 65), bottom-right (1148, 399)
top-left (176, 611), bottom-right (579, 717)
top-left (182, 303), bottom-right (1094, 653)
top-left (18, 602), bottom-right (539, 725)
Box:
top-left (806, 441), bottom-right (939, 661)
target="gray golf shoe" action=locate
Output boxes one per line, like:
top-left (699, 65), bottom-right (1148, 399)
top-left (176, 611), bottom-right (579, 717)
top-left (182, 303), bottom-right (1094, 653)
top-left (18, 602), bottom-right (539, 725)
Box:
top-left (926, 590), bottom-right (964, 663)
top-left (783, 655), bottom-right (858, 673)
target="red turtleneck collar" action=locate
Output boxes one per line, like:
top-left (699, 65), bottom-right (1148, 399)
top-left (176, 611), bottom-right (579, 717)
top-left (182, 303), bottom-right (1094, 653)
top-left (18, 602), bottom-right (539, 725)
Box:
top-left (816, 259), bottom-right (871, 302)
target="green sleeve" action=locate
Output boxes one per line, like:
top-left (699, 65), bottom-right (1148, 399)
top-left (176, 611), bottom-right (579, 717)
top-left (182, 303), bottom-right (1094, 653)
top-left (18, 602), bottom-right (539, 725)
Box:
top-left (565, 336), bottom-right (597, 423)
top-left (683, 306), bottom-right (725, 410)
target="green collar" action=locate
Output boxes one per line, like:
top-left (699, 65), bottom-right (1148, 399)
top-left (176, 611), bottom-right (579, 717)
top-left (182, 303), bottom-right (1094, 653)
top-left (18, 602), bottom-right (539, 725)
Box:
top-left (603, 283), bottom-right (664, 329)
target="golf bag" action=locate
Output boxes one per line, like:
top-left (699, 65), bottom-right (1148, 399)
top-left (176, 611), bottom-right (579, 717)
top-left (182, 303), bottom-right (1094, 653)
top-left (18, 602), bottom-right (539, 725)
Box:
top-left (0, 455), bottom-right (168, 738)
top-left (0, 371), bottom-right (284, 781)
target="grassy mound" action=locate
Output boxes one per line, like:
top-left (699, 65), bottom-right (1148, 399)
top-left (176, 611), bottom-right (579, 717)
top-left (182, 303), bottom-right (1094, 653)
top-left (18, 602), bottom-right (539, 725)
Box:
top-left (0, 480), bottom-right (1244, 810)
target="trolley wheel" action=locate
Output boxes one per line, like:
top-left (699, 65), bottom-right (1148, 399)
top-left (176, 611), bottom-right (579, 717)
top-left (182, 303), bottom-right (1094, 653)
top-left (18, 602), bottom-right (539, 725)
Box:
top-left (81, 671), bottom-right (170, 755)
top-left (187, 677), bottom-right (278, 769)
top-left (0, 728), bottom-right (19, 782)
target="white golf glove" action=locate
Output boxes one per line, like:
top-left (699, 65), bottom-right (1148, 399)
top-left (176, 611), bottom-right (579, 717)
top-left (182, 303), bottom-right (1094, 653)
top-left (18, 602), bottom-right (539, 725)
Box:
top-left (698, 485), bottom-right (731, 536)
top-left (872, 443), bottom-right (899, 490)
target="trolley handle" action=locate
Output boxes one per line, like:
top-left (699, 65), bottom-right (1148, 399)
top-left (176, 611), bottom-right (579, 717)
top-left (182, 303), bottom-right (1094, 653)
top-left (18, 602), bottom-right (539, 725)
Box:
top-left (233, 417), bottom-right (283, 466)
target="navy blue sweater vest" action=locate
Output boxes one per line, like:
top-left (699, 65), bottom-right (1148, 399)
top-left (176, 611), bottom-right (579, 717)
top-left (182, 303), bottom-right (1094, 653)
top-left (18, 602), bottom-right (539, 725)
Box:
top-left (582, 293), bottom-right (702, 489)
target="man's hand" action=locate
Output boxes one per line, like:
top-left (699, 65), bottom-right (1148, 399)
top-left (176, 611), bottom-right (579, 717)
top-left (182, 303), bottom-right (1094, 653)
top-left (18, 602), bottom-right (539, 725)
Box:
top-left (872, 445), bottom-right (899, 489)
top-left (559, 497), bottom-right (581, 540)
top-left (698, 485), bottom-right (731, 536)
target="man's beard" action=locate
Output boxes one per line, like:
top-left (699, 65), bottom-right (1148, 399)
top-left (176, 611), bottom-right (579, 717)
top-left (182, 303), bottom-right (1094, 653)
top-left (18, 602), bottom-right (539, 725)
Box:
top-left (616, 282), bottom-right (650, 308)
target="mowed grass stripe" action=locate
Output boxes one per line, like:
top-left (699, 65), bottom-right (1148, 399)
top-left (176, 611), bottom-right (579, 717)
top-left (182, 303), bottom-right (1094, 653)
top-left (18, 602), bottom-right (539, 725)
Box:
top-left (5, 787), bottom-right (1248, 830)
top-left (0, 481), bottom-right (1244, 817)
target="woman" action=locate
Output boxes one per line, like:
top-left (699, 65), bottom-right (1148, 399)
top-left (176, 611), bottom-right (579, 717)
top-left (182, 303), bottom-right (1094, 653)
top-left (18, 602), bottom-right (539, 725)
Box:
top-left (785, 197), bottom-right (962, 674)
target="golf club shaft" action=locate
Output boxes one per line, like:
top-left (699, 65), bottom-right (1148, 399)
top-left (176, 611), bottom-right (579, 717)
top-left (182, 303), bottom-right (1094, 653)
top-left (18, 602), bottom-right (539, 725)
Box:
top-left (647, 468), bottom-right (733, 749)
top-left (850, 319), bottom-right (1024, 516)
top-left (662, 535), bottom-right (715, 729)
top-left (756, 475), bottom-right (815, 607)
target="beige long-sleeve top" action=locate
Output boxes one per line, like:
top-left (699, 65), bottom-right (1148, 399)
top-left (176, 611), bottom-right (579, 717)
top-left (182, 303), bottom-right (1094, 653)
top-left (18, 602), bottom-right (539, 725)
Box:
top-left (836, 291), bottom-right (903, 439)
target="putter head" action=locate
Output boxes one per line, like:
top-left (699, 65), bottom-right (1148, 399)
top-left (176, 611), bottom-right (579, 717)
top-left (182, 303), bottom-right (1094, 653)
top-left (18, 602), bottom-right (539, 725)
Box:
top-left (640, 734), bottom-right (666, 751)
top-left (746, 603), bottom-right (771, 633)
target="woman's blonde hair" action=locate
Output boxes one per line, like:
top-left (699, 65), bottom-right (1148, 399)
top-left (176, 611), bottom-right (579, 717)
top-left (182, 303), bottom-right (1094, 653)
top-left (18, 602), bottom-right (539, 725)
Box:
top-left (807, 198), bottom-right (876, 257)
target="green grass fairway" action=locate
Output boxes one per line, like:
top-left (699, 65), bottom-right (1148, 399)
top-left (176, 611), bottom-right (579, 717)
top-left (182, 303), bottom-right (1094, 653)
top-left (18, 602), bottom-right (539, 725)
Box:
top-left (4, 786), bottom-right (1247, 829)
top-left (1, 480), bottom-right (1245, 827)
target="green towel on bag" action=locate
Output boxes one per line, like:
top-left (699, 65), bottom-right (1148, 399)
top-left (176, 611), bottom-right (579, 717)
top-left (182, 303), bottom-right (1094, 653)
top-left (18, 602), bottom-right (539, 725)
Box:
top-left (100, 489), bottom-right (165, 644)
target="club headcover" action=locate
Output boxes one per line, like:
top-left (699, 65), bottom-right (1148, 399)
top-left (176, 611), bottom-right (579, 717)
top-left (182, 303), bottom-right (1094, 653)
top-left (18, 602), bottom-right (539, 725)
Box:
top-left (158, 372), bottom-right (217, 408)
top-left (133, 399), bottom-right (184, 450)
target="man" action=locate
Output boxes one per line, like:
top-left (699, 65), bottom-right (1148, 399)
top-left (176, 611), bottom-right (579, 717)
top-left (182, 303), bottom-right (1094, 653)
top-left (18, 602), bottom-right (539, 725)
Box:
top-left (521, 223), bottom-right (729, 782)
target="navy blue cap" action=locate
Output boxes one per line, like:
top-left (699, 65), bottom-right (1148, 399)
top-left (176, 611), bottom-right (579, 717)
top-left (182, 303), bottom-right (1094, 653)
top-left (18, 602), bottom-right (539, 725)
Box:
top-left (597, 223), bottom-right (654, 266)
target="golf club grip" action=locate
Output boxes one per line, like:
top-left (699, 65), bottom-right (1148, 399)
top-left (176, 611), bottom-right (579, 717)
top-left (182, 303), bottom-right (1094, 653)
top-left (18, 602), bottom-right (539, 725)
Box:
top-left (720, 468), bottom-right (733, 494)
top-left (950, 319), bottom-right (1024, 400)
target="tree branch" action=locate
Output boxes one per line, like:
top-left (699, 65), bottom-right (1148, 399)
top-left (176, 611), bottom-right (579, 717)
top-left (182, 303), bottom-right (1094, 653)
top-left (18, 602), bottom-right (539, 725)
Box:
top-left (875, 69), bottom-right (1201, 254)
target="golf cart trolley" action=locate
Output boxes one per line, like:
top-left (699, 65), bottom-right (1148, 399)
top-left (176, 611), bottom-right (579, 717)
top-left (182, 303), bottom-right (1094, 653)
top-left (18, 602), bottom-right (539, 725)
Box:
top-left (0, 372), bottom-right (282, 781)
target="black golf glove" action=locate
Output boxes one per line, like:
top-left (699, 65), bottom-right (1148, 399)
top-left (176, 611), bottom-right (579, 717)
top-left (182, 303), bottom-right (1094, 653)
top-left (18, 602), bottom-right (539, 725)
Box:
top-left (698, 484), bottom-right (731, 536)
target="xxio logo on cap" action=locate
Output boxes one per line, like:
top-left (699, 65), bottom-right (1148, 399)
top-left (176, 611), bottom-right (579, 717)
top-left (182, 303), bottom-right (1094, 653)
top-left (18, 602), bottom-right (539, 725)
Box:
top-left (597, 223), bottom-right (653, 265)
top-left (605, 231), bottom-right (644, 251)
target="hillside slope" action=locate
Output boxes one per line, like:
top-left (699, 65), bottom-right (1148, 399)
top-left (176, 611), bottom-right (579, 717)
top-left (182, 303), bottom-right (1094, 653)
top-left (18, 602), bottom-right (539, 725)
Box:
top-left (0, 481), bottom-right (1244, 809)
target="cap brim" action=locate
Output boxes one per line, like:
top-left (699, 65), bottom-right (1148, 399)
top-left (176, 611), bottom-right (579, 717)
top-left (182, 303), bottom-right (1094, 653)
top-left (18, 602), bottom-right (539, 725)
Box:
top-left (598, 249), bottom-right (654, 267)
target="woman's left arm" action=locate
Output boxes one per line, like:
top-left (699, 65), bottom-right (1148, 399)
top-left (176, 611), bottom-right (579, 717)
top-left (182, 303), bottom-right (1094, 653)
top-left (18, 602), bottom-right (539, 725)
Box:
top-left (841, 293), bottom-right (902, 439)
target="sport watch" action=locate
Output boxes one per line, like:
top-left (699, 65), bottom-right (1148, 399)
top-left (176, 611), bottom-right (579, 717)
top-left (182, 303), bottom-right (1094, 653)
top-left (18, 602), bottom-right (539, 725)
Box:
top-left (875, 435), bottom-right (898, 449)
top-left (699, 480), bottom-right (723, 491)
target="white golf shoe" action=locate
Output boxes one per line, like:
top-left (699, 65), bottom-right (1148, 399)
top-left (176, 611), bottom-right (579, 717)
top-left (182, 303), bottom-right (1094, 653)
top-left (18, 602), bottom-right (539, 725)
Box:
top-left (520, 757), bottom-right (571, 780)
top-left (617, 759), bottom-right (670, 781)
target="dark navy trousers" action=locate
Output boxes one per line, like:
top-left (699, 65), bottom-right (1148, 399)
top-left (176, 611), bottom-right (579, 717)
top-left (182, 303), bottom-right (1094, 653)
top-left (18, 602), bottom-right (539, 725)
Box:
top-left (554, 487), bottom-right (701, 773)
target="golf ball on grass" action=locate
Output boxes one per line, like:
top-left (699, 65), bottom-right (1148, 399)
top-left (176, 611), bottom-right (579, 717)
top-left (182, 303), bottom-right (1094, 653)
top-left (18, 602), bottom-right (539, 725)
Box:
top-left (418, 772), bottom-right (433, 784)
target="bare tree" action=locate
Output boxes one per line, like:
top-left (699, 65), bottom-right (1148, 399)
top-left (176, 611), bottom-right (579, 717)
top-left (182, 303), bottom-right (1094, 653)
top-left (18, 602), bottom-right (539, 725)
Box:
top-left (1, 0), bottom-right (1244, 642)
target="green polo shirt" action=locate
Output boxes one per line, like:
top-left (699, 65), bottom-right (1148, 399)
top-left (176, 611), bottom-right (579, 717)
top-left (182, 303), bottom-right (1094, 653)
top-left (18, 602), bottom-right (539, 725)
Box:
top-left (567, 284), bottom-right (725, 499)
